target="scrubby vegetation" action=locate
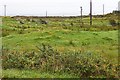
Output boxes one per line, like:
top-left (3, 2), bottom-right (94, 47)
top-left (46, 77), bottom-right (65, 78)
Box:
top-left (0, 13), bottom-right (119, 78)
top-left (2, 44), bottom-right (119, 78)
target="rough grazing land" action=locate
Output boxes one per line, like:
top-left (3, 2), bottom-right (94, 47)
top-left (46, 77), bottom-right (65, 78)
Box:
top-left (1, 15), bottom-right (119, 78)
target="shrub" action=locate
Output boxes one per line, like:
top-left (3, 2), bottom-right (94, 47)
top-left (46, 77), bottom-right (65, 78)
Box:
top-left (39, 19), bottom-right (48, 24)
top-left (109, 19), bottom-right (117, 26)
top-left (2, 44), bottom-right (119, 78)
top-left (69, 40), bottom-right (75, 46)
top-left (2, 29), bottom-right (10, 37)
top-left (17, 29), bottom-right (24, 34)
top-left (70, 23), bottom-right (74, 26)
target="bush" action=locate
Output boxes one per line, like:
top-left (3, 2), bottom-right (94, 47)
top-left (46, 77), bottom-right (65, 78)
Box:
top-left (2, 29), bottom-right (10, 37)
top-left (17, 29), bottom-right (24, 34)
top-left (109, 19), bottom-right (117, 26)
top-left (69, 40), bottom-right (75, 46)
top-left (2, 44), bottom-right (119, 78)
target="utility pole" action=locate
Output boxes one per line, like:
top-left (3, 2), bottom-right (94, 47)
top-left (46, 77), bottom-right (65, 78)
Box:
top-left (4, 5), bottom-right (6, 16)
top-left (80, 6), bottom-right (83, 20)
top-left (80, 6), bottom-right (83, 27)
top-left (103, 4), bottom-right (104, 16)
top-left (90, 0), bottom-right (92, 25)
top-left (46, 10), bottom-right (47, 17)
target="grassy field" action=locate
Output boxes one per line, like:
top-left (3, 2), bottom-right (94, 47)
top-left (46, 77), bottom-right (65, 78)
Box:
top-left (1, 14), bottom-right (119, 78)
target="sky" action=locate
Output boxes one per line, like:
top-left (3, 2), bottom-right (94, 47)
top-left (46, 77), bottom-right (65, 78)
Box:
top-left (0, 0), bottom-right (120, 16)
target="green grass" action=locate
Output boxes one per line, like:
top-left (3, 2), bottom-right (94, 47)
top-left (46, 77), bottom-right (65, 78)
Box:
top-left (1, 16), bottom-right (119, 78)
top-left (2, 30), bottom-right (118, 62)
top-left (2, 69), bottom-right (78, 78)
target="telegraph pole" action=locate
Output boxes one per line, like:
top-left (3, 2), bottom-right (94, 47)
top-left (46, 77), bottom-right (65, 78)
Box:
top-left (103, 4), bottom-right (104, 16)
top-left (90, 0), bottom-right (92, 25)
top-left (80, 6), bottom-right (83, 27)
top-left (46, 10), bottom-right (47, 17)
top-left (4, 5), bottom-right (6, 16)
top-left (80, 6), bottom-right (82, 20)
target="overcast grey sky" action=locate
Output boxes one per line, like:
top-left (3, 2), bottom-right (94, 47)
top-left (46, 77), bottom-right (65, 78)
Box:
top-left (0, 0), bottom-right (119, 16)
